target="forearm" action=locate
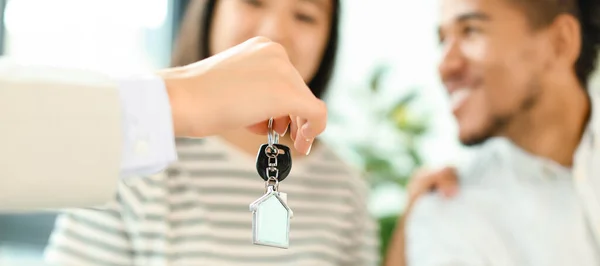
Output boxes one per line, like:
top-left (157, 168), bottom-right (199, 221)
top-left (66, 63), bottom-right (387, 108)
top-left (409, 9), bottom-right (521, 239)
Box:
top-left (385, 214), bottom-right (409, 266)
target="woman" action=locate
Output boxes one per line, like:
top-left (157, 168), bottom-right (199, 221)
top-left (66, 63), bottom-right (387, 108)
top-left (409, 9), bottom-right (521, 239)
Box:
top-left (44, 0), bottom-right (379, 265)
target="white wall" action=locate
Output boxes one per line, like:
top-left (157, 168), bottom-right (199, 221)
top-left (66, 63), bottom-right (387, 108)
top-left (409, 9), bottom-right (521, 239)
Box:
top-left (3, 0), bottom-right (173, 73)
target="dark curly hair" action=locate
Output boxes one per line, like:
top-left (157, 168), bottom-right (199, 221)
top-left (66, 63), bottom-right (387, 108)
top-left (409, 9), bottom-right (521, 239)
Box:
top-left (513, 0), bottom-right (600, 89)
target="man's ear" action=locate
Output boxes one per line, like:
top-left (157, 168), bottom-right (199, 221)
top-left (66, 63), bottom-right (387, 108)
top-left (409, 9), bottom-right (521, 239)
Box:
top-left (549, 14), bottom-right (582, 66)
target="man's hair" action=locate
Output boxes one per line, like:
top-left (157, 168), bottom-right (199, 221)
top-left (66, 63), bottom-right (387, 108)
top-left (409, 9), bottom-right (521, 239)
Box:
top-left (513, 0), bottom-right (600, 88)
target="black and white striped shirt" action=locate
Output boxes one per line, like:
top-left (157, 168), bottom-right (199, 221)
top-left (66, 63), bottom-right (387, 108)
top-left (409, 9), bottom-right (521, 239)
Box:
top-left (44, 137), bottom-right (380, 266)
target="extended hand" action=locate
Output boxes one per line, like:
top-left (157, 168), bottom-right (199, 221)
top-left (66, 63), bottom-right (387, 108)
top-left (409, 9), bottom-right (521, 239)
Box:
top-left (159, 37), bottom-right (325, 155)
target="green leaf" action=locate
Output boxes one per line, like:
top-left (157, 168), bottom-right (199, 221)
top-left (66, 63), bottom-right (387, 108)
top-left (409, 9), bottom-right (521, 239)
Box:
top-left (369, 64), bottom-right (391, 93)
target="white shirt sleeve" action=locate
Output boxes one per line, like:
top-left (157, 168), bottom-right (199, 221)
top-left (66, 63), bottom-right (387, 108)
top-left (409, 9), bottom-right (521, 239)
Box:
top-left (116, 74), bottom-right (178, 178)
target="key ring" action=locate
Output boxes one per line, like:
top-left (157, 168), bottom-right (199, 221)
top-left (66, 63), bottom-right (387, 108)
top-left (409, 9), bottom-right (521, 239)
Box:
top-left (267, 118), bottom-right (279, 147)
top-left (265, 175), bottom-right (279, 192)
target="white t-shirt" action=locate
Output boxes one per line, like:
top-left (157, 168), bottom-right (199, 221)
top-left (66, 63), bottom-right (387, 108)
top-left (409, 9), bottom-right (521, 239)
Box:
top-left (44, 137), bottom-right (380, 266)
top-left (406, 137), bottom-right (600, 266)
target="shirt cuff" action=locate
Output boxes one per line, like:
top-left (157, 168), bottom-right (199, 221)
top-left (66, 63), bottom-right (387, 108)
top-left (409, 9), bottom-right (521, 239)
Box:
top-left (115, 74), bottom-right (178, 178)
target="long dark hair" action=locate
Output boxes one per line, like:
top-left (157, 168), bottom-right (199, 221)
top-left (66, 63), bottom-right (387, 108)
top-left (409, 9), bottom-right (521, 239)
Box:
top-left (170, 0), bottom-right (340, 99)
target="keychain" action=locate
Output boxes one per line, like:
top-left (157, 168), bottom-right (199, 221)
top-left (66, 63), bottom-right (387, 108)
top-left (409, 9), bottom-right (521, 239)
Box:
top-left (249, 118), bottom-right (294, 249)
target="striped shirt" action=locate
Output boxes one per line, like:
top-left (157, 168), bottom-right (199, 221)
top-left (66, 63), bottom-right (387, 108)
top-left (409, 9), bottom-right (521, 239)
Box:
top-left (44, 137), bottom-right (380, 266)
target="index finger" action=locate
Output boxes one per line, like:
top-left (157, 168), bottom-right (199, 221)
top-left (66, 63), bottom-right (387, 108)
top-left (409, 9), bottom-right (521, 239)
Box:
top-left (268, 61), bottom-right (328, 141)
top-left (270, 89), bottom-right (327, 140)
top-left (287, 97), bottom-right (327, 140)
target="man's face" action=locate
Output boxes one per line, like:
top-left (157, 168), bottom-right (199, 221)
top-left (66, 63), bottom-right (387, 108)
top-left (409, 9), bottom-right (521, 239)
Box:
top-left (438, 0), bottom-right (553, 145)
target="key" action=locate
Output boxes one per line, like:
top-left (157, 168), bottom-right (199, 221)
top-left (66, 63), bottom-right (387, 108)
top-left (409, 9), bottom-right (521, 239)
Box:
top-left (249, 118), bottom-right (294, 249)
top-left (255, 118), bottom-right (292, 182)
top-left (255, 143), bottom-right (292, 182)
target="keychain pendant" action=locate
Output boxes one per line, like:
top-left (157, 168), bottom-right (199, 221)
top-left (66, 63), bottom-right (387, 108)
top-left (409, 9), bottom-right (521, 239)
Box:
top-left (249, 185), bottom-right (294, 249)
top-left (250, 117), bottom-right (294, 249)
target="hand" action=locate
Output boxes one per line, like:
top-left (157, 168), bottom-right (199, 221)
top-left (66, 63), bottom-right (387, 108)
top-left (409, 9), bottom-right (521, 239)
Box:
top-left (158, 37), bottom-right (325, 155)
top-left (406, 166), bottom-right (459, 207)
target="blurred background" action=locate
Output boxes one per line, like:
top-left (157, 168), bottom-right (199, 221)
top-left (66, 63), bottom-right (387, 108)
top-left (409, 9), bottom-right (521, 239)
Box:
top-left (0, 0), bottom-right (599, 265)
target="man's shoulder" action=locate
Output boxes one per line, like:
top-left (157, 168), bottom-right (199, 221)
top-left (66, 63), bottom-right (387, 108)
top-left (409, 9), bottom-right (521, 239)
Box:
top-left (406, 191), bottom-right (514, 266)
top-left (409, 189), bottom-right (500, 223)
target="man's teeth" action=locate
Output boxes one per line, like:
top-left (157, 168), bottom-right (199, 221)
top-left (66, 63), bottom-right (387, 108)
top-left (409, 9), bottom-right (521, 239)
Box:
top-left (450, 88), bottom-right (470, 109)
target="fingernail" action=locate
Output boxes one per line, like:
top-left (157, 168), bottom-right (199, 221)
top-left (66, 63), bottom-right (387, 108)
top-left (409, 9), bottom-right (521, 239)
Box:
top-left (281, 127), bottom-right (288, 137)
top-left (301, 124), bottom-right (311, 140)
top-left (305, 143), bottom-right (312, 155)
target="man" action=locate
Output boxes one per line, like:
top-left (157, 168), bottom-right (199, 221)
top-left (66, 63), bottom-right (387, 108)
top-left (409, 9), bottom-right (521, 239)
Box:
top-left (386, 0), bottom-right (600, 265)
top-left (0, 37), bottom-right (326, 212)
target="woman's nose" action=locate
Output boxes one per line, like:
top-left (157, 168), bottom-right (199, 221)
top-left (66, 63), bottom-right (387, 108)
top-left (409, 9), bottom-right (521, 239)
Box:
top-left (255, 13), bottom-right (293, 47)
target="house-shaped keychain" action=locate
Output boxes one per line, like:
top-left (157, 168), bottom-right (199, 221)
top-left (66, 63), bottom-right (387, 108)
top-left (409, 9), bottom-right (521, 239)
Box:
top-left (249, 186), bottom-right (294, 249)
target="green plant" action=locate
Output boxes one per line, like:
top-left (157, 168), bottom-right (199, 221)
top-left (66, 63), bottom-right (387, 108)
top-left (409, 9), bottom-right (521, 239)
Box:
top-left (347, 63), bottom-right (430, 262)
top-left (351, 64), bottom-right (429, 184)
top-left (377, 214), bottom-right (402, 260)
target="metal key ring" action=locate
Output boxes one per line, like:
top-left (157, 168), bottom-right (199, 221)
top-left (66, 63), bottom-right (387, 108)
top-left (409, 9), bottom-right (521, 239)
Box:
top-left (266, 166), bottom-right (279, 180)
top-left (265, 175), bottom-right (279, 191)
top-left (267, 118), bottom-right (279, 147)
top-left (265, 145), bottom-right (279, 158)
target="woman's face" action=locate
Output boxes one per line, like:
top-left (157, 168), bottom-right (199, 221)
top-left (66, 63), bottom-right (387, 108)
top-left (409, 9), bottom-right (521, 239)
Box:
top-left (209, 0), bottom-right (333, 82)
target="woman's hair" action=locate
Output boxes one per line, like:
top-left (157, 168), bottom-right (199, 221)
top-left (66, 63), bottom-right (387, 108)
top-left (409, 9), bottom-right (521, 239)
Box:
top-left (170, 0), bottom-right (340, 99)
